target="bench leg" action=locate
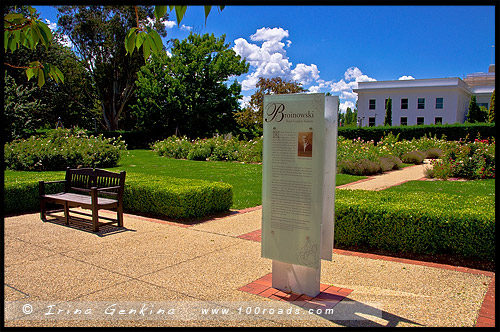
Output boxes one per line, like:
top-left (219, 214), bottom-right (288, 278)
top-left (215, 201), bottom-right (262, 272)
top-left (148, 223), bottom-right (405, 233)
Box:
top-left (90, 204), bottom-right (99, 232)
top-left (117, 204), bottom-right (124, 227)
top-left (64, 202), bottom-right (70, 225)
top-left (40, 199), bottom-right (46, 221)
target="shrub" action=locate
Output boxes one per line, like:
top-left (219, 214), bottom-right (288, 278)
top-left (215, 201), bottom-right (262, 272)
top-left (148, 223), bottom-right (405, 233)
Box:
top-left (124, 174), bottom-right (233, 219)
top-left (424, 147), bottom-right (443, 159)
top-left (4, 128), bottom-right (126, 171)
top-left (152, 135), bottom-right (263, 163)
top-left (334, 189), bottom-right (495, 261)
top-left (338, 158), bottom-right (382, 176)
top-left (4, 172), bottom-right (233, 219)
top-left (151, 136), bottom-right (191, 159)
top-left (379, 155), bottom-right (402, 172)
top-left (401, 151), bottom-right (425, 164)
top-left (429, 138), bottom-right (495, 180)
top-left (186, 141), bottom-right (212, 161)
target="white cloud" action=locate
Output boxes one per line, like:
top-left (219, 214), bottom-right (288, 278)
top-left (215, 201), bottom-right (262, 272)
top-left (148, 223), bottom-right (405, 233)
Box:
top-left (45, 19), bottom-right (73, 48)
top-left (291, 63), bottom-right (320, 85)
top-left (250, 27), bottom-right (289, 42)
top-left (398, 75), bottom-right (415, 80)
top-left (233, 27), bottom-right (318, 91)
top-left (180, 24), bottom-right (192, 31)
top-left (146, 17), bottom-right (176, 29)
top-left (233, 28), bottom-right (377, 113)
top-left (339, 100), bottom-right (356, 113)
top-left (327, 67), bottom-right (376, 113)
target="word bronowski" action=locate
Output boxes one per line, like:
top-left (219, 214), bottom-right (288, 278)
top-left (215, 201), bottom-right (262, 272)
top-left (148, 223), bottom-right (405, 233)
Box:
top-left (265, 103), bottom-right (314, 123)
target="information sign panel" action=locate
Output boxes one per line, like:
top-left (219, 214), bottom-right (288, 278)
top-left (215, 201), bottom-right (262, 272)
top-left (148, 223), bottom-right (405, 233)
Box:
top-left (261, 93), bottom-right (338, 269)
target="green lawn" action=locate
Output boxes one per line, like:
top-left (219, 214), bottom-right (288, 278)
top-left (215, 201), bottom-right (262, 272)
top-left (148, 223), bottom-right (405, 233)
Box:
top-left (384, 179), bottom-right (495, 197)
top-left (6, 150), bottom-right (494, 210)
top-left (106, 150), bottom-right (365, 209)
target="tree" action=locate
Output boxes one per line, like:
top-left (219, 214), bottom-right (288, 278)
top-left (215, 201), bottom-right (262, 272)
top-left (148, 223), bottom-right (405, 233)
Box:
top-left (57, 6), bottom-right (168, 130)
top-left (4, 73), bottom-right (45, 141)
top-left (488, 90), bottom-right (495, 123)
top-left (235, 77), bottom-right (307, 133)
top-left (467, 95), bottom-right (488, 123)
top-left (4, 31), bottom-right (96, 130)
top-left (384, 97), bottom-right (392, 126)
top-left (4, 5), bottom-right (223, 88)
top-left (132, 32), bottom-right (249, 138)
top-left (4, 5), bottom-right (64, 87)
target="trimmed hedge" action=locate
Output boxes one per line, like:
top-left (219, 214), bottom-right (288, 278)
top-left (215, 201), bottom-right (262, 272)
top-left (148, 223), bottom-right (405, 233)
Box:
top-left (334, 189), bottom-right (495, 261)
top-left (338, 123), bottom-right (495, 143)
top-left (123, 174), bottom-right (233, 219)
top-left (4, 172), bottom-right (233, 219)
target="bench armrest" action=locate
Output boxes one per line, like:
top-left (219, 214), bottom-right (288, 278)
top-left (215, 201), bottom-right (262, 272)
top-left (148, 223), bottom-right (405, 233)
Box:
top-left (39, 180), bottom-right (66, 196)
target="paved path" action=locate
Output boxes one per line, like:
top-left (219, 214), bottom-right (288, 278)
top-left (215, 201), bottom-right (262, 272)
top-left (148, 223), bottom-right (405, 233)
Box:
top-left (336, 160), bottom-right (431, 191)
top-left (3, 160), bottom-right (495, 327)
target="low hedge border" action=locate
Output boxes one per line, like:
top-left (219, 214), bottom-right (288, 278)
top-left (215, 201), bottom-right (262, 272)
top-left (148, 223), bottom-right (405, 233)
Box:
top-left (334, 189), bottom-right (495, 261)
top-left (4, 173), bottom-right (233, 219)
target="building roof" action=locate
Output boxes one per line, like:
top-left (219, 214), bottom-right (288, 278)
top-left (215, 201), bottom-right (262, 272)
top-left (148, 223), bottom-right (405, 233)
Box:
top-left (353, 77), bottom-right (471, 93)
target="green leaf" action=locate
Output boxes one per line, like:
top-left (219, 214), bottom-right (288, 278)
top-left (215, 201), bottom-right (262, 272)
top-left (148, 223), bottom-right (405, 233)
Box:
top-left (135, 32), bottom-right (146, 49)
top-left (174, 6), bottom-right (187, 26)
top-left (204, 6), bottom-right (212, 24)
top-left (4, 31), bottom-right (9, 51)
top-left (125, 30), bottom-right (136, 55)
top-left (53, 66), bottom-right (65, 83)
top-left (4, 13), bottom-right (24, 21)
top-left (26, 67), bottom-right (36, 81)
top-left (37, 68), bottom-right (45, 87)
top-left (8, 36), bottom-right (17, 52)
top-left (146, 34), bottom-right (158, 53)
top-left (147, 29), bottom-right (163, 53)
top-left (35, 21), bottom-right (53, 49)
top-left (143, 37), bottom-right (151, 60)
top-left (154, 6), bottom-right (168, 20)
top-left (30, 24), bottom-right (41, 48)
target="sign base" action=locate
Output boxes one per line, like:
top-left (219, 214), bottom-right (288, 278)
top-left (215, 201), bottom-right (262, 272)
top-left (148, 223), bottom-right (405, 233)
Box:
top-left (272, 260), bottom-right (320, 297)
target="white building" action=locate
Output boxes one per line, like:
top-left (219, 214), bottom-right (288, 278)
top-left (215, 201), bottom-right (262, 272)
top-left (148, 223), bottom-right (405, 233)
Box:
top-left (353, 65), bottom-right (495, 127)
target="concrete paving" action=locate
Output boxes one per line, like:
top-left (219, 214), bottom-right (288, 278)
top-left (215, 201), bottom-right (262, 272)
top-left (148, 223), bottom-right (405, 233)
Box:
top-left (3, 163), bottom-right (494, 327)
top-left (337, 160), bottom-right (432, 191)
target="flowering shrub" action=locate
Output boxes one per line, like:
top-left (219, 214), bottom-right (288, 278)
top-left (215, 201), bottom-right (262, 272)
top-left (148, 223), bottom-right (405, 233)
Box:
top-left (152, 133), bottom-right (495, 179)
top-left (152, 136), bottom-right (263, 163)
top-left (4, 128), bottom-right (126, 171)
top-left (428, 138), bottom-right (495, 180)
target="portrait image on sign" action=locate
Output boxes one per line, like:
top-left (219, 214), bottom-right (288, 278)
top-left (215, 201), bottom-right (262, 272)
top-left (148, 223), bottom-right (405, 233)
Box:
top-left (298, 132), bottom-right (313, 157)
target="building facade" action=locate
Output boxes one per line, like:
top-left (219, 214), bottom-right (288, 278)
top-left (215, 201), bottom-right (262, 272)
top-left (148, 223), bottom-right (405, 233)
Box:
top-left (353, 65), bottom-right (495, 127)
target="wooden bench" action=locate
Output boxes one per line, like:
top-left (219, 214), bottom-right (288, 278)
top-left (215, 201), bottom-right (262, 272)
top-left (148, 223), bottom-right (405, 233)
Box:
top-left (39, 168), bottom-right (126, 232)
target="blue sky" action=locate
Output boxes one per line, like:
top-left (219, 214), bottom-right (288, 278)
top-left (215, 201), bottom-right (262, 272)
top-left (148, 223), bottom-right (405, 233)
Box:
top-left (35, 5), bottom-right (495, 112)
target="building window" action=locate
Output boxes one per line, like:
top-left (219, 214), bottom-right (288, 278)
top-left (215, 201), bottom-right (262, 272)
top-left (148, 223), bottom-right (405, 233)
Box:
top-left (435, 117), bottom-right (443, 125)
top-left (417, 117), bottom-right (425, 125)
top-left (401, 98), bottom-right (408, 110)
top-left (368, 117), bottom-right (376, 127)
top-left (435, 98), bottom-right (443, 109)
top-left (400, 117), bottom-right (407, 126)
top-left (369, 99), bottom-right (376, 110)
top-left (417, 98), bottom-right (425, 109)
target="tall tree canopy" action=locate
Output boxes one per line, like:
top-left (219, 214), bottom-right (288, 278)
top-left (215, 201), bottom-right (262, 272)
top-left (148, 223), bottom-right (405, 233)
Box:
top-left (235, 77), bottom-right (307, 133)
top-left (467, 95), bottom-right (488, 123)
top-left (57, 5), bottom-right (168, 130)
top-left (132, 32), bottom-right (249, 138)
top-left (488, 90), bottom-right (495, 123)
top-left (384, 97), bottom-right (392, 126)
top-left (4, 6), bottom-right (95, 135)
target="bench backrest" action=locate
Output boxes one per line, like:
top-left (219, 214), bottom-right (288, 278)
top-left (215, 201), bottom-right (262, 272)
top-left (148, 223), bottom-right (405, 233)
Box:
top-left (64, 168), bottom-right (126, 197)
